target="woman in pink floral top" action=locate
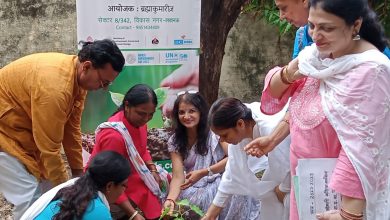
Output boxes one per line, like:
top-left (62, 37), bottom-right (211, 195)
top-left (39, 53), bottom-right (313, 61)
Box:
top-left (247, 0), bottom-right (390, 219)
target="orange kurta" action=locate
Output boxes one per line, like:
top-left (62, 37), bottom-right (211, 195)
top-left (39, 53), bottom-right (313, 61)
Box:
top-left (0, 53), bottom-right (87, 186)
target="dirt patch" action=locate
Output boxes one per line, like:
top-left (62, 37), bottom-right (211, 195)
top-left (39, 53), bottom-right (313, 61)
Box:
top-left (0, 193), bottom-right (13, 220)
top-left (82, 128), bottom-right (172, 161)
top-left (147, 128), bottom-right (171, 161)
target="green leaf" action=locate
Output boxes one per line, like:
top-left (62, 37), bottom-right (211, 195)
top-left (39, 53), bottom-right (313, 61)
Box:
top-left (109, 91), bottom-right (124, 107)
top-left (154, 87), bottom-right (169, 108)
top-left (159, 207), bottom-right (170, 219)
top-left (176, 199), bottom-right (190, 206)
top-left (190, 204), bottom-right (204, 216)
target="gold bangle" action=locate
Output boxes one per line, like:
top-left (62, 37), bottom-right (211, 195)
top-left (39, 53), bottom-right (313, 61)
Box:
top-left (129, 210), bottom-right (139, 220)
top-left (281, 119), bottom-right (289, 124)
top-left (340, 208), bottom-right (363, 220)
top-left (285, 64), bottom-right (295, 84)
top-left (280, 66), bottom-right (293, 85)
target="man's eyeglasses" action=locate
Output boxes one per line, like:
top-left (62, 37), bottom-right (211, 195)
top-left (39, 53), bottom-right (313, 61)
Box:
top-left (177, 90), bottom-right (198, 96)
top-left (96, 69), bottom-right (113, 88)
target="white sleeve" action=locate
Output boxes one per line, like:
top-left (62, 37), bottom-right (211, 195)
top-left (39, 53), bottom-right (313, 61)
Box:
top-left (278, 171), bottom-right (291, 193)
top-left (212, 190), bottom-right (232, 208)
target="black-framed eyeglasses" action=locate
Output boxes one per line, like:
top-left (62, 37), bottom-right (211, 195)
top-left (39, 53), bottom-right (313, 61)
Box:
top-left (96, 69), bottom-right (113, 88)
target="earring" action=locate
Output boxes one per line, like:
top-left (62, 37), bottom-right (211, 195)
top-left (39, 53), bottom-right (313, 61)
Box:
top-left (352, 33), bottom-right (361, 41)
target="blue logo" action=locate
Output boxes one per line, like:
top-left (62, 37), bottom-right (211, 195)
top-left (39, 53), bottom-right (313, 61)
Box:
top-left (174, 40), bottom-right (183, 45)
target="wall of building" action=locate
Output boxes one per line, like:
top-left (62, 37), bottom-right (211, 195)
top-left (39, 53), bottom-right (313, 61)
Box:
top-left (0, 0), bottom-right (78, 66)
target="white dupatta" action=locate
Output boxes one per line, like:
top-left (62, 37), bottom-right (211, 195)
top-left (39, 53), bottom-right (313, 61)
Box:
top-left (298, 44), bottom-right (390, 219)
top-left (96, 122), bottom-right (169, 201)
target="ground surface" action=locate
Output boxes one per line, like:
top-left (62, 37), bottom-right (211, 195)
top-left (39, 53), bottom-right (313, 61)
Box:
top-left (0, 193), bottom-right (13, 220)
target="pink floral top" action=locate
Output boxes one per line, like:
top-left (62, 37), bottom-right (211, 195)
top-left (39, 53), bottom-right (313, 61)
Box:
top-left (261, 68), bottom-right (364, 220)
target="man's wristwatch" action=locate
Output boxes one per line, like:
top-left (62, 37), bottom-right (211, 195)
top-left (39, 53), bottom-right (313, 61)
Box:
top-left (207, 166), bottom-right (214, 176)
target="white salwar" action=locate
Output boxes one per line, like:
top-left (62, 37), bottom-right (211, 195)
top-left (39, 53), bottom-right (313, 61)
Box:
top-left (213, 102), bottom-right (291, 220)
top-left (0, 152), bottom-right (52, 220)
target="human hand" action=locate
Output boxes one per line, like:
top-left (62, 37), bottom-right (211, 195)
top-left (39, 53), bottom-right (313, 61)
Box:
top-left (316, 210), bottom-right (342, 220)
top-left (244, 136), bottom-right (276, 157)
top-left (201, 205), bottom-right (221, 220)
top-left (274, 186), bottom-right (287, 204)
top-left (288, 58), bottom-right (305, 81)
top-left (71, 169), bottom-right (84, 178)
top-left (151, 172), bottom-right (163, 188)
top-left (180, 169), bottom-right (206, 189)
top-left (133, 213), bottom-right (145, 220)
top-left (162, 199), bottom-right (175, 216)
top-left (201, 214), bottom-right (216, 220)
top-left (160, 60), bottom-right (199, 117)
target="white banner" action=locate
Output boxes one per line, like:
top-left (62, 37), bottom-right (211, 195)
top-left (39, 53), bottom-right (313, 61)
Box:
top-left (77, 0), bottom-right (200, 51)
top-left (77, 0), bottom-right (201, 132)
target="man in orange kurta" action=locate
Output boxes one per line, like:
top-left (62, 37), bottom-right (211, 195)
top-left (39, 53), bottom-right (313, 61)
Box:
top-left (0, 39), bottom-right (124, 219)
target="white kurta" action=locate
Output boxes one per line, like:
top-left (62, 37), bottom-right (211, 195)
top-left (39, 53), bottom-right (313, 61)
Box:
top-left (213, 102), bottom-right (291, 220)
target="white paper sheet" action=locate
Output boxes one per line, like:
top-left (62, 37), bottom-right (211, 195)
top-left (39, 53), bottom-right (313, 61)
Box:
top-left (295, 158), bottom-right (341, 219)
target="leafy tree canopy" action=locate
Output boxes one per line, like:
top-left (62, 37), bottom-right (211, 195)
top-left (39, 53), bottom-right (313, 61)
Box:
top-left (244, 0), bottom-right (390, 37)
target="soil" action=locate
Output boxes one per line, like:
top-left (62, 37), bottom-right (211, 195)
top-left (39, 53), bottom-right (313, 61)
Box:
top-left (82, 128), bottom-right (172, 161)
top-left (146, 128), bottom-right (172, 160)
top-left (0, 193), bottom-right (13, 220)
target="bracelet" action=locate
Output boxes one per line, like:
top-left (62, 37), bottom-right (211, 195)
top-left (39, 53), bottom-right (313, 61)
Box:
top-left (280, 66), bottom-right (293, 85)
top-left (146, 163), bottom-right (156, 168)
top-left (166, 198), bottom-right (176, 205)
top-left (129, 210), bottom-right (139, 220)
top-left (281, 119), bottom-right (289, 124)
top-left (339, 208), bottom-right (363, 220)
top-left (207, 166), bottom-right (214, 176)
top-left (150, 169), bottom-right (158, 173)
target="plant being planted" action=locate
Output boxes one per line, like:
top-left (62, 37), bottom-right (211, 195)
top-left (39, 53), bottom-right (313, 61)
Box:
top-left (160, 199), bottom-right (204, 220)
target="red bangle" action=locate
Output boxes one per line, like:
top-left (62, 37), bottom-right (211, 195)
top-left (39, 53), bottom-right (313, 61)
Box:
top-left (166, 198), bottom-right (175, 205)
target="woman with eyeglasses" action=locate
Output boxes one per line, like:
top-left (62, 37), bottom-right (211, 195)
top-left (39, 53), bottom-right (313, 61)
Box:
top-left (162, 92), bottom-right (261, 219)
top-left (21, 151), bottom-right (131, 220)
top-left (88, 84), bottom-right (169, 220)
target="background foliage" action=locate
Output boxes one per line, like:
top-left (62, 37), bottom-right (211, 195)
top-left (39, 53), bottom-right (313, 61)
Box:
top-left (244, 0), bottom-right (390, 38)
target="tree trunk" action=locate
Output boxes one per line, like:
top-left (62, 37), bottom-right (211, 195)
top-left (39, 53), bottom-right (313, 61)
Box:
top-left (199, 0), bottom-right (247, 106)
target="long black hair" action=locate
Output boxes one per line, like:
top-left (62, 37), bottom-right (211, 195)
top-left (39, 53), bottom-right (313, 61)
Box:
top-left (209, 98), bottom-right (253, 129)
top-left (78, 39), bottom-right (125, 72)
top-left (114, 84), bottom-right (158, 114)
top-left (309, 0), bottom-right (388, 51)
top-left (171, 92), bottom-right (209, 159)
top-left (52, 151), bottom-right (130, 220)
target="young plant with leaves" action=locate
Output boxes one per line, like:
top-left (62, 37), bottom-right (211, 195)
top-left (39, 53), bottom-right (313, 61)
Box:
top-left (160, 199), bottom-right (204, 220)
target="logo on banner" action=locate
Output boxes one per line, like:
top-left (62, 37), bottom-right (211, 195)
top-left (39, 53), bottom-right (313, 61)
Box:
top-left (126, 53), bottom-right (137, 64)
top-left (138, 53), bottom-right (155, 64)
top-left (164, 52), bottom-right (189, 64)
top-left (173, 35), bottom-right (193, 46)
top-left (152, 37), bottom-right (159, 45)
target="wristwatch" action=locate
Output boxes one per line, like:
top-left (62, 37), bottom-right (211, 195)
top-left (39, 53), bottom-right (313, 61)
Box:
top-left (207, 166), bottom-right (214, 176)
